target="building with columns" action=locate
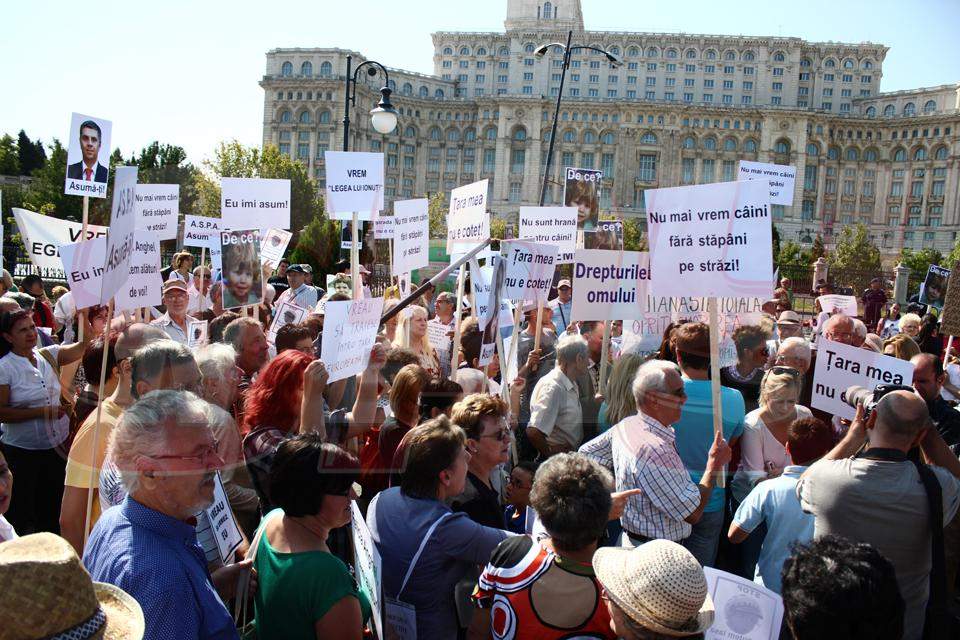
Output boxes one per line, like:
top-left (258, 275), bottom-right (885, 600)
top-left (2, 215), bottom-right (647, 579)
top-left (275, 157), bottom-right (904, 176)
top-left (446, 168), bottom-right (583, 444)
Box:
top-left (260, 0), bottom-right (959, 260)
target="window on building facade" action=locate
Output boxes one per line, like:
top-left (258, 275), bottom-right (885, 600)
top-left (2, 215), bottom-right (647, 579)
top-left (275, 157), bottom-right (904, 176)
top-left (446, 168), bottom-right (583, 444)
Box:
top-left (638, 154), bottom-right (657, 181)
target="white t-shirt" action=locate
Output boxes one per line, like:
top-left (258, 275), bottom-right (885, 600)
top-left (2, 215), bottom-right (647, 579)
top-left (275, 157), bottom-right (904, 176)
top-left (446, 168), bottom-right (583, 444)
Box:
top-left (0, 514), bottom-right (17, 542)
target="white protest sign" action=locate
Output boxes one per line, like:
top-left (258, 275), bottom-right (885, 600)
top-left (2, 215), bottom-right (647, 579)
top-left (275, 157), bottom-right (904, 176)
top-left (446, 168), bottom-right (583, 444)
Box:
top-left (393, 199), bottom-right (429, 275)
top-left (183, 215), bottom-right (221, 248)
top-left (58, 237), bottom-right (106, 310)
top-left (64, 112), bottom-right (112, 199)
top-left (468, 259), bottom-right (514, 333)
top-left (621, 296), bottom-right (764, 367)
top-left (447, 179), bottom-right (489, 252)
top-left (501, 240), bottom-right (558, 304)
top-left (260, 228), bottom-right (292, 270)
top-left (268, 300), bottom-right (309, 343)
top-left (133, 184), bottom-right (179, 240)
top-left (519, 206), bottom-right (578, 264)
top-left (428, 321), bottom-right (453, 358)
top-left (204, 473), bottom-right (243, 566)
top-left (737, 160), bottom-right (797, 206)
top-left (703, 567), bottom-right (783, 640)
top-left (115, 231), bottom-right (163, 311)
top-left (13, 208), bottom-right (107, 278)
top-left (812, 339), bottom-right (915, 420)
top-left (572, 250), bottom-right (652, 321)
top-left (646, 180), bottom-right (772, 299)
top-left (351, 502), bottom-right (383, 640)
top-left (320, 297), bottom-right (385, 383)
top-left (374, 212), bottom-right (394, 240)
top-left (209, 235), bottom-right (223, 276)
top-left (221, 177), bottom-right (290, 231)
top-left (100, 166), bottom-right (139, 304)
top-left (817, 294), bottom-right (858, 317)
top-left (187, 320), bottom-right (208, 349)
top-left (323, 151), bottom-right (384, 220)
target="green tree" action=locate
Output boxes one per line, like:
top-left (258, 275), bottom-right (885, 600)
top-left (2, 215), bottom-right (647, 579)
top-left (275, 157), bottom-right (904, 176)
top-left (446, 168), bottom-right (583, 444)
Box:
top-left (898, 247), bottom-right (944, 282)
top-left (427, 191), bottom-right (447, 239)
top-left (622, 217), bottom-right (647, 251)
top-left (772, 224), bottom-right (781, 267)
top-left (288, 213), bottom-right (341, 276)
top-left (828, 223), bottom-right (881, 292)
top-left (16, 131), bottom-right (46, 176)
top-left (19, 139), bottom-right (84, 223)
top-left (131, 142), bottom-right (200, 214)
top-left (0, 134), bottom-right (19, 175)
top-left (777, 240), bottom-right (811, 265)
top-left (946, 240), bottom-right (960, 269)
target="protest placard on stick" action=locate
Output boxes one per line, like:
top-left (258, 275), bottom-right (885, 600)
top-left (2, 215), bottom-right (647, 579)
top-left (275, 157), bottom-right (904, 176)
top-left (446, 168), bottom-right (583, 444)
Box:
top-left (221, 177), bottom-right (291, 232)
top-left (64, 113), bottom-right (112, 199)
top-left (133, 184), bottom-right (179, 240)
top-left (100, 166), bottom-right (139, 305)
top-left (321, 297), bottom-right (385, 383)
top-left (571, 250), bottom-right (651, 321)
top-left (393, 199), bottom-right (429, 275)
top-left (324, 151), bottom-right (385, 221)
top-left (518, 206), bottom-right (577, 264)
top-left (13, 208), bottom-right (107, 280)
top-left (646, 180), bottom-right (772, 299)
top-left (447, 179), bottom-right (489, 253)
top-left (220, 229), bottom-right (263, 310)
top-left (737, 160), bottom-right (797, 206)
top-left (816, 294), bottom-right (859, 317)
top-left (919, 264), bottom-right (950, 311)
top-left (501, 240), bottom-right (558, 305)
top-left (811, 339), bottom-right (915, 420)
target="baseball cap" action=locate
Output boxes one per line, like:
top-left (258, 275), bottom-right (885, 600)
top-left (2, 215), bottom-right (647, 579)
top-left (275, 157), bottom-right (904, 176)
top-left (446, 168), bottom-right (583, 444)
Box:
top-left (286, 264), bottom-right (306, 274)
top-left (557, 279), bottom-right (572, 289)
top-left (162, 279), bottom-right (188, 294)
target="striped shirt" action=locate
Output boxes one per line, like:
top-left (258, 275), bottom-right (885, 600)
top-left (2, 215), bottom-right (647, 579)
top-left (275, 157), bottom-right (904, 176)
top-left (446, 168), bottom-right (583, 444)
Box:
top-left (580, 413), bottom-right (700, 541)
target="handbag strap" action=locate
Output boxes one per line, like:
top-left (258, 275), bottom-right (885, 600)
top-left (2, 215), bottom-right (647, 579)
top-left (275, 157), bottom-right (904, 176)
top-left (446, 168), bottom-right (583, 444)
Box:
top-left (911, 459), bottom-right (949, 640)
top-left (397, 512), bottom-right (454, 599)
top-left (234, 510), bottom-right (277, 626)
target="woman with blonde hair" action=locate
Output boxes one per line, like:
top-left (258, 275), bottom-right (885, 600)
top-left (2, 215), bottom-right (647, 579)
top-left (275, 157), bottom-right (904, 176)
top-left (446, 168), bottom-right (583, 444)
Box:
top-left (898, 312), bottom-right (922, 339)
top-left (598, 351), bottom-right (645, 433)
top-left (883, 333), bottom-right (921, 361)
top-left (394, 304), bottom-right (440, 377)
top-left (732, 366), bottom-right (811, 502)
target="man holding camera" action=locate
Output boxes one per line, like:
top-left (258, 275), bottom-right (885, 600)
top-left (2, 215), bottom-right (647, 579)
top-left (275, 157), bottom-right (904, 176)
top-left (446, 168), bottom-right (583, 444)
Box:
top-left (798, 390), bottom-right (960, 640)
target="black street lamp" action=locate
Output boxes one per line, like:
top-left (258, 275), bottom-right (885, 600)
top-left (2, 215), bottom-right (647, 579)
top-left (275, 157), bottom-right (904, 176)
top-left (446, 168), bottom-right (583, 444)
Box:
top-left (535, 31), bottom-right (620, 206)
top-left (342, 55), bottom-right (399, 152)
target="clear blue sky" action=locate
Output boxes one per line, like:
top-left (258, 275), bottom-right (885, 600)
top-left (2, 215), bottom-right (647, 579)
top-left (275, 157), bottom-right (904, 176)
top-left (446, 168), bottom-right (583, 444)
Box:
top-left (3, 0), bottom-right (956, 165)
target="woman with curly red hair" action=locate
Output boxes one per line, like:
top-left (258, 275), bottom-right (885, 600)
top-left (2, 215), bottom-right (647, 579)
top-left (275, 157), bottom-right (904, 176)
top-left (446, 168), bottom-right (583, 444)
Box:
top-left (243, 344), bottom-right (386, 511)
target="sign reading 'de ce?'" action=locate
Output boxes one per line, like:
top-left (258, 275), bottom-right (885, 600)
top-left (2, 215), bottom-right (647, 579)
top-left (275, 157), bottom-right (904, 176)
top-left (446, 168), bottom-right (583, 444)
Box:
top-left (13, 207), bottom-right (107, 278)
top-left (221, 177), bottom-right (291, 232)
top-left (183, 215), bottom-right (221, 248)
top-left (320, 297), bottom-right (385, 383)
top-left (393, 199), bottom-right (429, 275)
top-left (447, 179), bottom-right (489, 253)
top-left (518, 206), bottom-right (578, 264)
top-left (501, 240), bottom-right (558, 304)
top-left (646, 180), bottom-right (772, 299)
top-left (100, 166), bottom-right (139, 304)
top-left (572, 250), bottom-right (652, 322)
top-left (737, 160), bottom-right (797, 206)
top-left (812, 339), bottom-right (915, 420)
top-left (133, 184), bottom-right (179, 240)
top-left (324, 151), bottom-right (384, 220)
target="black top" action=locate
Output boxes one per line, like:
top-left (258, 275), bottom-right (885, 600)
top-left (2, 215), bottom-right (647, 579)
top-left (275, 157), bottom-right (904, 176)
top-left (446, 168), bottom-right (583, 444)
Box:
top-left (451, 471), bottom-right (506, 530)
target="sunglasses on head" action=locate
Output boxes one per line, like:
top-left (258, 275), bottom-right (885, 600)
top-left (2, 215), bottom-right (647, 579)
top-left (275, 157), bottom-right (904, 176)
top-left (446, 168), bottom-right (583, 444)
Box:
top-left (766, 365), bottom-right (801, 380)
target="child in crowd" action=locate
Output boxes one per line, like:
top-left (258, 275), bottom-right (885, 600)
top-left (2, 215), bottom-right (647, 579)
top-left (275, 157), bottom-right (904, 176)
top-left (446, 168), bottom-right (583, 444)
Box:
top-left (503, 461), bottom-right (538, 534)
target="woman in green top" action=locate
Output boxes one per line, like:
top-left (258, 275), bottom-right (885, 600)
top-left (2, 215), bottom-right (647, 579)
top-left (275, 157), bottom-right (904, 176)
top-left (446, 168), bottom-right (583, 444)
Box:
top-left (253, 435), bottom-right (371, 640)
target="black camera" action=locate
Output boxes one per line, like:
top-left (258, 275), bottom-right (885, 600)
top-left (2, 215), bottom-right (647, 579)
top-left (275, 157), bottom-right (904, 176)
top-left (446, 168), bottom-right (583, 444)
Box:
top-left (842, 383), bottom-right (915, 418)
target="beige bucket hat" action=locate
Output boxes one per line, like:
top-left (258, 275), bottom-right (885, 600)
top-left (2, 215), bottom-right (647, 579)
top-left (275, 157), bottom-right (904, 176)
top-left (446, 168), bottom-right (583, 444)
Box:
top-left (593, 539), bottom-right (715, 637)
top-left (0, 532), bottom-right (145, 640)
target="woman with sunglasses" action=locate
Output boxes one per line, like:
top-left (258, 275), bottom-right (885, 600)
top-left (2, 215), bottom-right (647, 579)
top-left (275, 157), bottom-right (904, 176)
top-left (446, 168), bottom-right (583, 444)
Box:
top-left (449, 393), bottom-right (512, 529)
top-left (730, 366), bottom-right (810, 577)
top-left (720, 325), bottom-right (771, 413)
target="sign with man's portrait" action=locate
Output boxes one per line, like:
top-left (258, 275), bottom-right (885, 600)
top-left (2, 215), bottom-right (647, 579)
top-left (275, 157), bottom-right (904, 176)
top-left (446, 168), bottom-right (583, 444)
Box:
top-left (64, 112), bottom-right (112, 198)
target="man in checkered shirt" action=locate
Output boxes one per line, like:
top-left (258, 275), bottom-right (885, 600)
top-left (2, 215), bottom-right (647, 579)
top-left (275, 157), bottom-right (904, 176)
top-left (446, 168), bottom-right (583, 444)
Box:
top-left (580, 359), bottom-right (731, 547)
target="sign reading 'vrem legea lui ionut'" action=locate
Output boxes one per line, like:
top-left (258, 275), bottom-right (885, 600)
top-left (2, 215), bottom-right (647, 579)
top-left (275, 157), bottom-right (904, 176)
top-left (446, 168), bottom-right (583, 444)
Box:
top-left (324, 151), bottom-right (384, 220)
top-left (646, 180), bottom-right (772, 299)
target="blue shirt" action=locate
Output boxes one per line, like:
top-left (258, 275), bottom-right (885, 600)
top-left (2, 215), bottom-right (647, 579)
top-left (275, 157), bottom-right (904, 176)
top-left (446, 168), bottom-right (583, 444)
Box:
top-left (83, 497), bottom-right (239, 640)
top-left (367, 488), bottom-right (510, 639)
top-left (673, 378), bottom-right (745, 513)
top-left (550, 299), bottom-right (572, 333)
top-left (732, 466), bottom-right (812, 594)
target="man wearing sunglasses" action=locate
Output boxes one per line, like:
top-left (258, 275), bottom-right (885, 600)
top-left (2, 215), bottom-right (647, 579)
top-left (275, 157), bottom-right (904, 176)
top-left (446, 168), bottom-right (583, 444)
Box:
top-left (187, 266), bottom-right (213, 315)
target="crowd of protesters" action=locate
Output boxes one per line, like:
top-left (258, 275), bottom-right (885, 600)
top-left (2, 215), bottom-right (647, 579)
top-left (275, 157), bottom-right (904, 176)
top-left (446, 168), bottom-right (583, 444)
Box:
top-left (2, 261), bottom-right (960, 640)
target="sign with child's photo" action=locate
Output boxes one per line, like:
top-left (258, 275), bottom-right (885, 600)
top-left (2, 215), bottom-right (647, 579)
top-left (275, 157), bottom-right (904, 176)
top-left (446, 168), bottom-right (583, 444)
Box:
top-left (220, 229), bottom-right (262, 309)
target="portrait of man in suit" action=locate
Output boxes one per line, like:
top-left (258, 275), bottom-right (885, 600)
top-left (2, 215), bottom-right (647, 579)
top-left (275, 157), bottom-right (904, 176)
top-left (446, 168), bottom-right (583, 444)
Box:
top-left (66, 120), bottom-right (108, 182)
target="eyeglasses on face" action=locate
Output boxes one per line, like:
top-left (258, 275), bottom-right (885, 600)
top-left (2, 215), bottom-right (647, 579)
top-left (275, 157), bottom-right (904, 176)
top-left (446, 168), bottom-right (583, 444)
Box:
top-left (480, 428), bottom-right (512, 442)
top-left (147, 439), bottom-right (219, 465)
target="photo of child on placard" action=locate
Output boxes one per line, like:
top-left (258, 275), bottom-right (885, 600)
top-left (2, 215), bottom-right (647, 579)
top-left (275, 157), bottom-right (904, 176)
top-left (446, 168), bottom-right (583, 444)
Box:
top-left (221, 229), bottom-right (263, 309)
top-left (267, 300), bottom-right (309, 341)
top-left (920, 265), bottom-right (950, 310)
top-left (326, 274), bottom-right (353, 298)
top-left (64, 112), bottom-right (113, 198)
top-left (564, 167), bottom-right (602, 233)
top-left (187, 319), bottom-right (208, 349)
top-left (585, 220), bottom-right (623, 250)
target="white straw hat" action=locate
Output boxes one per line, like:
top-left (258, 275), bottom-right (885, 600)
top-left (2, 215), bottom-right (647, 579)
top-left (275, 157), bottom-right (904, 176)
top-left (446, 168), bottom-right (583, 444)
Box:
top-left (593, 540), bottom-right (714, 637)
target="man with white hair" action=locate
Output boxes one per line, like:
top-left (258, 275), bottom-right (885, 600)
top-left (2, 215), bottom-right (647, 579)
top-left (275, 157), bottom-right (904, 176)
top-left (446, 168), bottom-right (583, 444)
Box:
top-left (581, 359), bottom-right (732, 546)
top-left (527, 333), bottom-right (589, 458)
top-left (83, 391), bottom-right (247, 640)
top-left (187, 265), bottom-right (212, 315)
top-left (801, 313), bottom-right (856, 422)
top-left (776, 337), bottom-right (812, 375)
top-left (851, 318), bottom-right (867, 348)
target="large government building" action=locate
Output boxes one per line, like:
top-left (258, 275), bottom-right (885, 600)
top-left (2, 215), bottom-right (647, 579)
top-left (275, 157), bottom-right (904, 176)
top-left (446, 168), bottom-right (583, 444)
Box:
top-left (260, 0), bottom-right (959, 260)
